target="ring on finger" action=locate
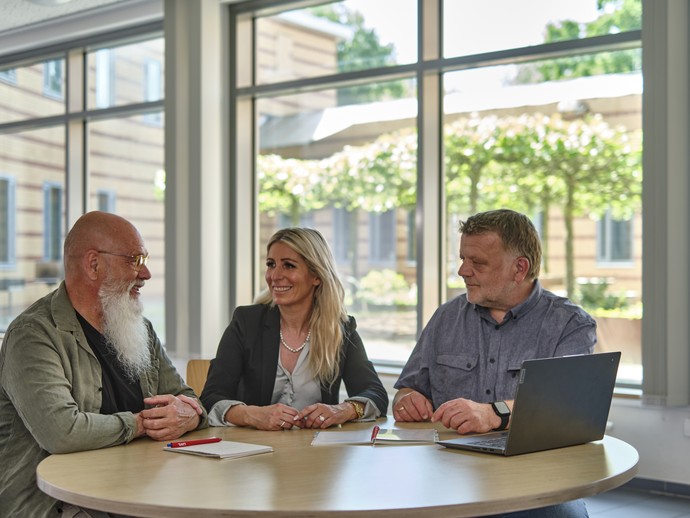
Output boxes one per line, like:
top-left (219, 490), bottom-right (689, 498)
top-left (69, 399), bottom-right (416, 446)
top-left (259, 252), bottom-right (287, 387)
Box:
top-left (280, 420), bottom-right (285, 427)
top-left (318, 415), bottom-right (325, 422)
top-left (398, 406), bottom-right (405, 412)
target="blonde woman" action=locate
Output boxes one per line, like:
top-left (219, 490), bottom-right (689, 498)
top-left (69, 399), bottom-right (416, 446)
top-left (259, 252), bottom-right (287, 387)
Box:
top-left (201, 228), bottom-right (388, 430)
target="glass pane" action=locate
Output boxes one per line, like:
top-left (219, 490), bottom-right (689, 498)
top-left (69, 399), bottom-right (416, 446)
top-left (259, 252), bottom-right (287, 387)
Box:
top-left (257, 80), bottom-right (418, 363)
top-left (88, 113), bottom-right (166, 339)
top-left (255, 0), bottom-right (417, 86)
top-left (0, 59), bottom-right (65, 124)
top-left (444, 0), bottom-right (640, 58)
top-left (443, 50), bottom-right (642, 383)
top-left (86, 38), bottom-right (164, 109)
top-left (0, 126), bottom-right (65, 330)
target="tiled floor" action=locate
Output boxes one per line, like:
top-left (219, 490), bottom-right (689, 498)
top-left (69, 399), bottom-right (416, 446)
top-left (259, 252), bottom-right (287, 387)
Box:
top-left (585, 487), bottom-right (690, 517)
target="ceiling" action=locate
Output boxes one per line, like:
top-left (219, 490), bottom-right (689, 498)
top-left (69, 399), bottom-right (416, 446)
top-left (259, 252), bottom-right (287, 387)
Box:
top-left (0, 0), bottom-right (127, 34)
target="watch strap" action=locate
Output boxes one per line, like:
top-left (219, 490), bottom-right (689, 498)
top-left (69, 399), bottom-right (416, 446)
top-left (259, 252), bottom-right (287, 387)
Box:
top-left (491, 401), bottom-right (510, 431)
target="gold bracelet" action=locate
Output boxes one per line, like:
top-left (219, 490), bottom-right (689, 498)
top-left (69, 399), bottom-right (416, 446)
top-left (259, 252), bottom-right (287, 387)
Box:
top-left (347, 400), bottom-right (365, 420)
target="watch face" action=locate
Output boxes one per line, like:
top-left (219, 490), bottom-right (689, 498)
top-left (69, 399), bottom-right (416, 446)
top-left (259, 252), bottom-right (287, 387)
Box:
top-left (493, 401), bottom-right (510, 415)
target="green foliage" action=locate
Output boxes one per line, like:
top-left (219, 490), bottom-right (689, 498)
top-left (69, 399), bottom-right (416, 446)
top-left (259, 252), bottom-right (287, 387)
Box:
top-left (576, 279), bottom-right (630, 312)
top-left (445, 111), bottom-right (641, 295)
top-left (589, 302), bottom-right (642, 319)
top-left (308, 4), bottom-right (408, 104)
top-left (321, 129), bottom-right (417, 212)
top-left (357, 269), bottom-right (416, 307)
top-left (522, 0), bottom-right (641, 83)
top-left (258, 110), bottom-right (641, 297)
top-left (257, 155), bottom-right (327, 224)
top-left (445, 113), bottom-right (507, 215)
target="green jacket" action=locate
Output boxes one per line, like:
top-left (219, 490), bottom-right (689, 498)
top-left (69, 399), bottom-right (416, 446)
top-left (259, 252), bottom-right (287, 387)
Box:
top-left (0, 282), bottom-right (207, 517)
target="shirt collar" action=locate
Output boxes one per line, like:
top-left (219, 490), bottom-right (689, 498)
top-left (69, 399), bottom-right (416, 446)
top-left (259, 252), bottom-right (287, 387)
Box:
top-left (475, 279), bottom-right (542, 323)
top-left (508, 279), bottom-right (542, 320)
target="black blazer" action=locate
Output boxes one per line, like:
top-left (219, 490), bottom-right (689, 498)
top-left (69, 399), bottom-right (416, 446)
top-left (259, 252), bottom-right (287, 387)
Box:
top-left (200, 304), bottom-right (388, 416)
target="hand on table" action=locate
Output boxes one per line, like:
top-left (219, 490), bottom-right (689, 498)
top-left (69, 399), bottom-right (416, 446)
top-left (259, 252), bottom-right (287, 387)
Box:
top-left (227, 403), bottom-right (302, 431)
top-left (139, 394), bottom-right (202, 441)
top-left (431, 397), bottom-right (497, 434)
top-left (393, 390), bottom-right (434, 422)
top-left (299, 402), bottom-right (356, 429)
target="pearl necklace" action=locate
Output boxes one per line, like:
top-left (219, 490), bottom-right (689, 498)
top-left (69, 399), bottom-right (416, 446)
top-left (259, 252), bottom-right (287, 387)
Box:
top-left (280, 329), bottom-right (311, 353)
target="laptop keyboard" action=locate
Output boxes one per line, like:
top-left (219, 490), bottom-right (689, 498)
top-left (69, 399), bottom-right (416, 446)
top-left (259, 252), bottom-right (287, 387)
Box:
top-left (470, 437), bottom-right (507, 449)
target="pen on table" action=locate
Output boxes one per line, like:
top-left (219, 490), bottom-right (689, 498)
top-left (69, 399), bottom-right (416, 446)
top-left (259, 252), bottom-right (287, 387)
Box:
top-left (167, 437), bottom-right (222, 448)
top-left (370, 425), bottom-right (380, 445)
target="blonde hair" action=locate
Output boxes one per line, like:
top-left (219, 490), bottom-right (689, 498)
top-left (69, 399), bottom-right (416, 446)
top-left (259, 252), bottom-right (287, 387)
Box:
top-left (255, 228), bottom-right (347, 386)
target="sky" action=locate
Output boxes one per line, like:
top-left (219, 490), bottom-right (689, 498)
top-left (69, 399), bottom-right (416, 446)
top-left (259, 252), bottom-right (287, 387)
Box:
top-left (345, 0), bottom-right (601, 64)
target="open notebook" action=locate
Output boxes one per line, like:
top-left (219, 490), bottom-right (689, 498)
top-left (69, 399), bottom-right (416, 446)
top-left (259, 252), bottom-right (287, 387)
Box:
top-left (311, 427), bottom-right (438, 446)
top-left (437, 352), bottom-right (620, 456)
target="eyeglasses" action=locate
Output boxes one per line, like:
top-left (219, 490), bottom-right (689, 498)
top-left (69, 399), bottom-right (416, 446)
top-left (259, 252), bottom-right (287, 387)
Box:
top-left (97, 251), bottom-right (149, 270)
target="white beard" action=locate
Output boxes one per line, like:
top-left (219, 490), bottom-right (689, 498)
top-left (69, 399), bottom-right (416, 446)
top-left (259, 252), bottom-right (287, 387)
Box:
top-left (99, 275), bottom-right (151, 382)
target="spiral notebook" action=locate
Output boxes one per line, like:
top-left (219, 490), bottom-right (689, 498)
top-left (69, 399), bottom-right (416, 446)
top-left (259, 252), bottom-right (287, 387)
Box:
top-left (437, 352), bottom-right (620, 456)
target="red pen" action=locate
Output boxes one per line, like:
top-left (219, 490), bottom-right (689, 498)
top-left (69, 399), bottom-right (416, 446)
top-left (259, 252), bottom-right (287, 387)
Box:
top-left (370, 425), bottom-right (380, 445)
top-left (167, 437), bottom-right (222, 448)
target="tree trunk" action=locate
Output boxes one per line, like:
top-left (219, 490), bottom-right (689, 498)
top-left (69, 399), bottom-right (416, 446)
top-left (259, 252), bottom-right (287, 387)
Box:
top-left (564, 190), bottom-right (575, 298)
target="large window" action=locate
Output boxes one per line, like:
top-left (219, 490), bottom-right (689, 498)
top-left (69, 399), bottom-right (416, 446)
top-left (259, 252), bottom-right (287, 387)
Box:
top-left (0, 32), bottom-right (164, 334)
top-left (234, 0), bottom-right (643, 382)
top-left (88, 114), bottom-right (165, 336)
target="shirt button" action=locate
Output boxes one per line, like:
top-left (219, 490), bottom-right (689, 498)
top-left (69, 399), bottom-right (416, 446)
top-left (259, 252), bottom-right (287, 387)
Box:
top-left (494, 324), bottom-right (500, 330)
top-left (489, 358), bottom-right (495, 364)
top-left (486, 389), bottom-right (491, 395)
top-left (466, 363), bottom-right (472, 369)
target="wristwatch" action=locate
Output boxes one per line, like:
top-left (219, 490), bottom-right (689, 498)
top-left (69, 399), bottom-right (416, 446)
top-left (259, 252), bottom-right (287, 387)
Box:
top-left (490, 401), bottom-right (511, 431)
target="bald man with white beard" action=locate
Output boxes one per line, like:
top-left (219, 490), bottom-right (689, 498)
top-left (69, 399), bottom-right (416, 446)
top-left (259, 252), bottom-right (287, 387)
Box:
top-left (0, 211), bottom-right (208, 518)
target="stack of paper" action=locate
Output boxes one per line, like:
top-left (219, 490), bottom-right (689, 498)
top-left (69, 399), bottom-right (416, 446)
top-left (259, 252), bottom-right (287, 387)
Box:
top-left (373, 428), bottom-right (439, 444)
top-left (163, 440), bottom-right (273, 459)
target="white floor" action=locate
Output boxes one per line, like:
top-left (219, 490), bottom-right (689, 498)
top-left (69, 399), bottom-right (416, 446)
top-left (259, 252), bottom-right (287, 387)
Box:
top-left (585, 487), bottom-right (690, 517)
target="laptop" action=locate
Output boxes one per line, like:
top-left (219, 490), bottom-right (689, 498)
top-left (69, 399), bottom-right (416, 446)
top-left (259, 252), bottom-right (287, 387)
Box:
top-left (437, 351), bottom-right (620, 456)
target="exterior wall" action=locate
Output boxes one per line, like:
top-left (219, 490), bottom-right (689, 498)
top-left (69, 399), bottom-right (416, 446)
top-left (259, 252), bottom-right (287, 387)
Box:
top-left (256, 17), bottom-right (340, 117)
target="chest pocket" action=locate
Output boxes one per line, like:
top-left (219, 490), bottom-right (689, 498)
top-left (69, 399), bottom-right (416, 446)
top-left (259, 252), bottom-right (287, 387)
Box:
top-left (431, 354), bottom-right (478, 398)
top-left (437, 354), bottom-right (477, 371)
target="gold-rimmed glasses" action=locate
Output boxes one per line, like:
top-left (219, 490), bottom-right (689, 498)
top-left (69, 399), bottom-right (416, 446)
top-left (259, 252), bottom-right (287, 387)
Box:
top-left (97, 251), bottom-right (149, 270)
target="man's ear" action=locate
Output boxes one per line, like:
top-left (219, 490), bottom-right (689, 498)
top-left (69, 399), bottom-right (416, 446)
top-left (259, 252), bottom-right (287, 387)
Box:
top-left (514, 257), bottom-right (530, 282)
top-left (85, 250), bottom-right (100, 280)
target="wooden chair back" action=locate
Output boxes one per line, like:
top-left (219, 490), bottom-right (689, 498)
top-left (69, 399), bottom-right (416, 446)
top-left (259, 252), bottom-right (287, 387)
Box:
top-left (186, 359), bottom-right (211, 396)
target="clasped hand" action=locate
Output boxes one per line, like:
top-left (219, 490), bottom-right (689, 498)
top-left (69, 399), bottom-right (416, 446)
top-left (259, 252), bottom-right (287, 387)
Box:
top-left (137, 394), bottom-right (202, 441)
top-left (234, 402), bottom-right (356, 431)
top-left (394, 390), bottom-right (496, 434)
